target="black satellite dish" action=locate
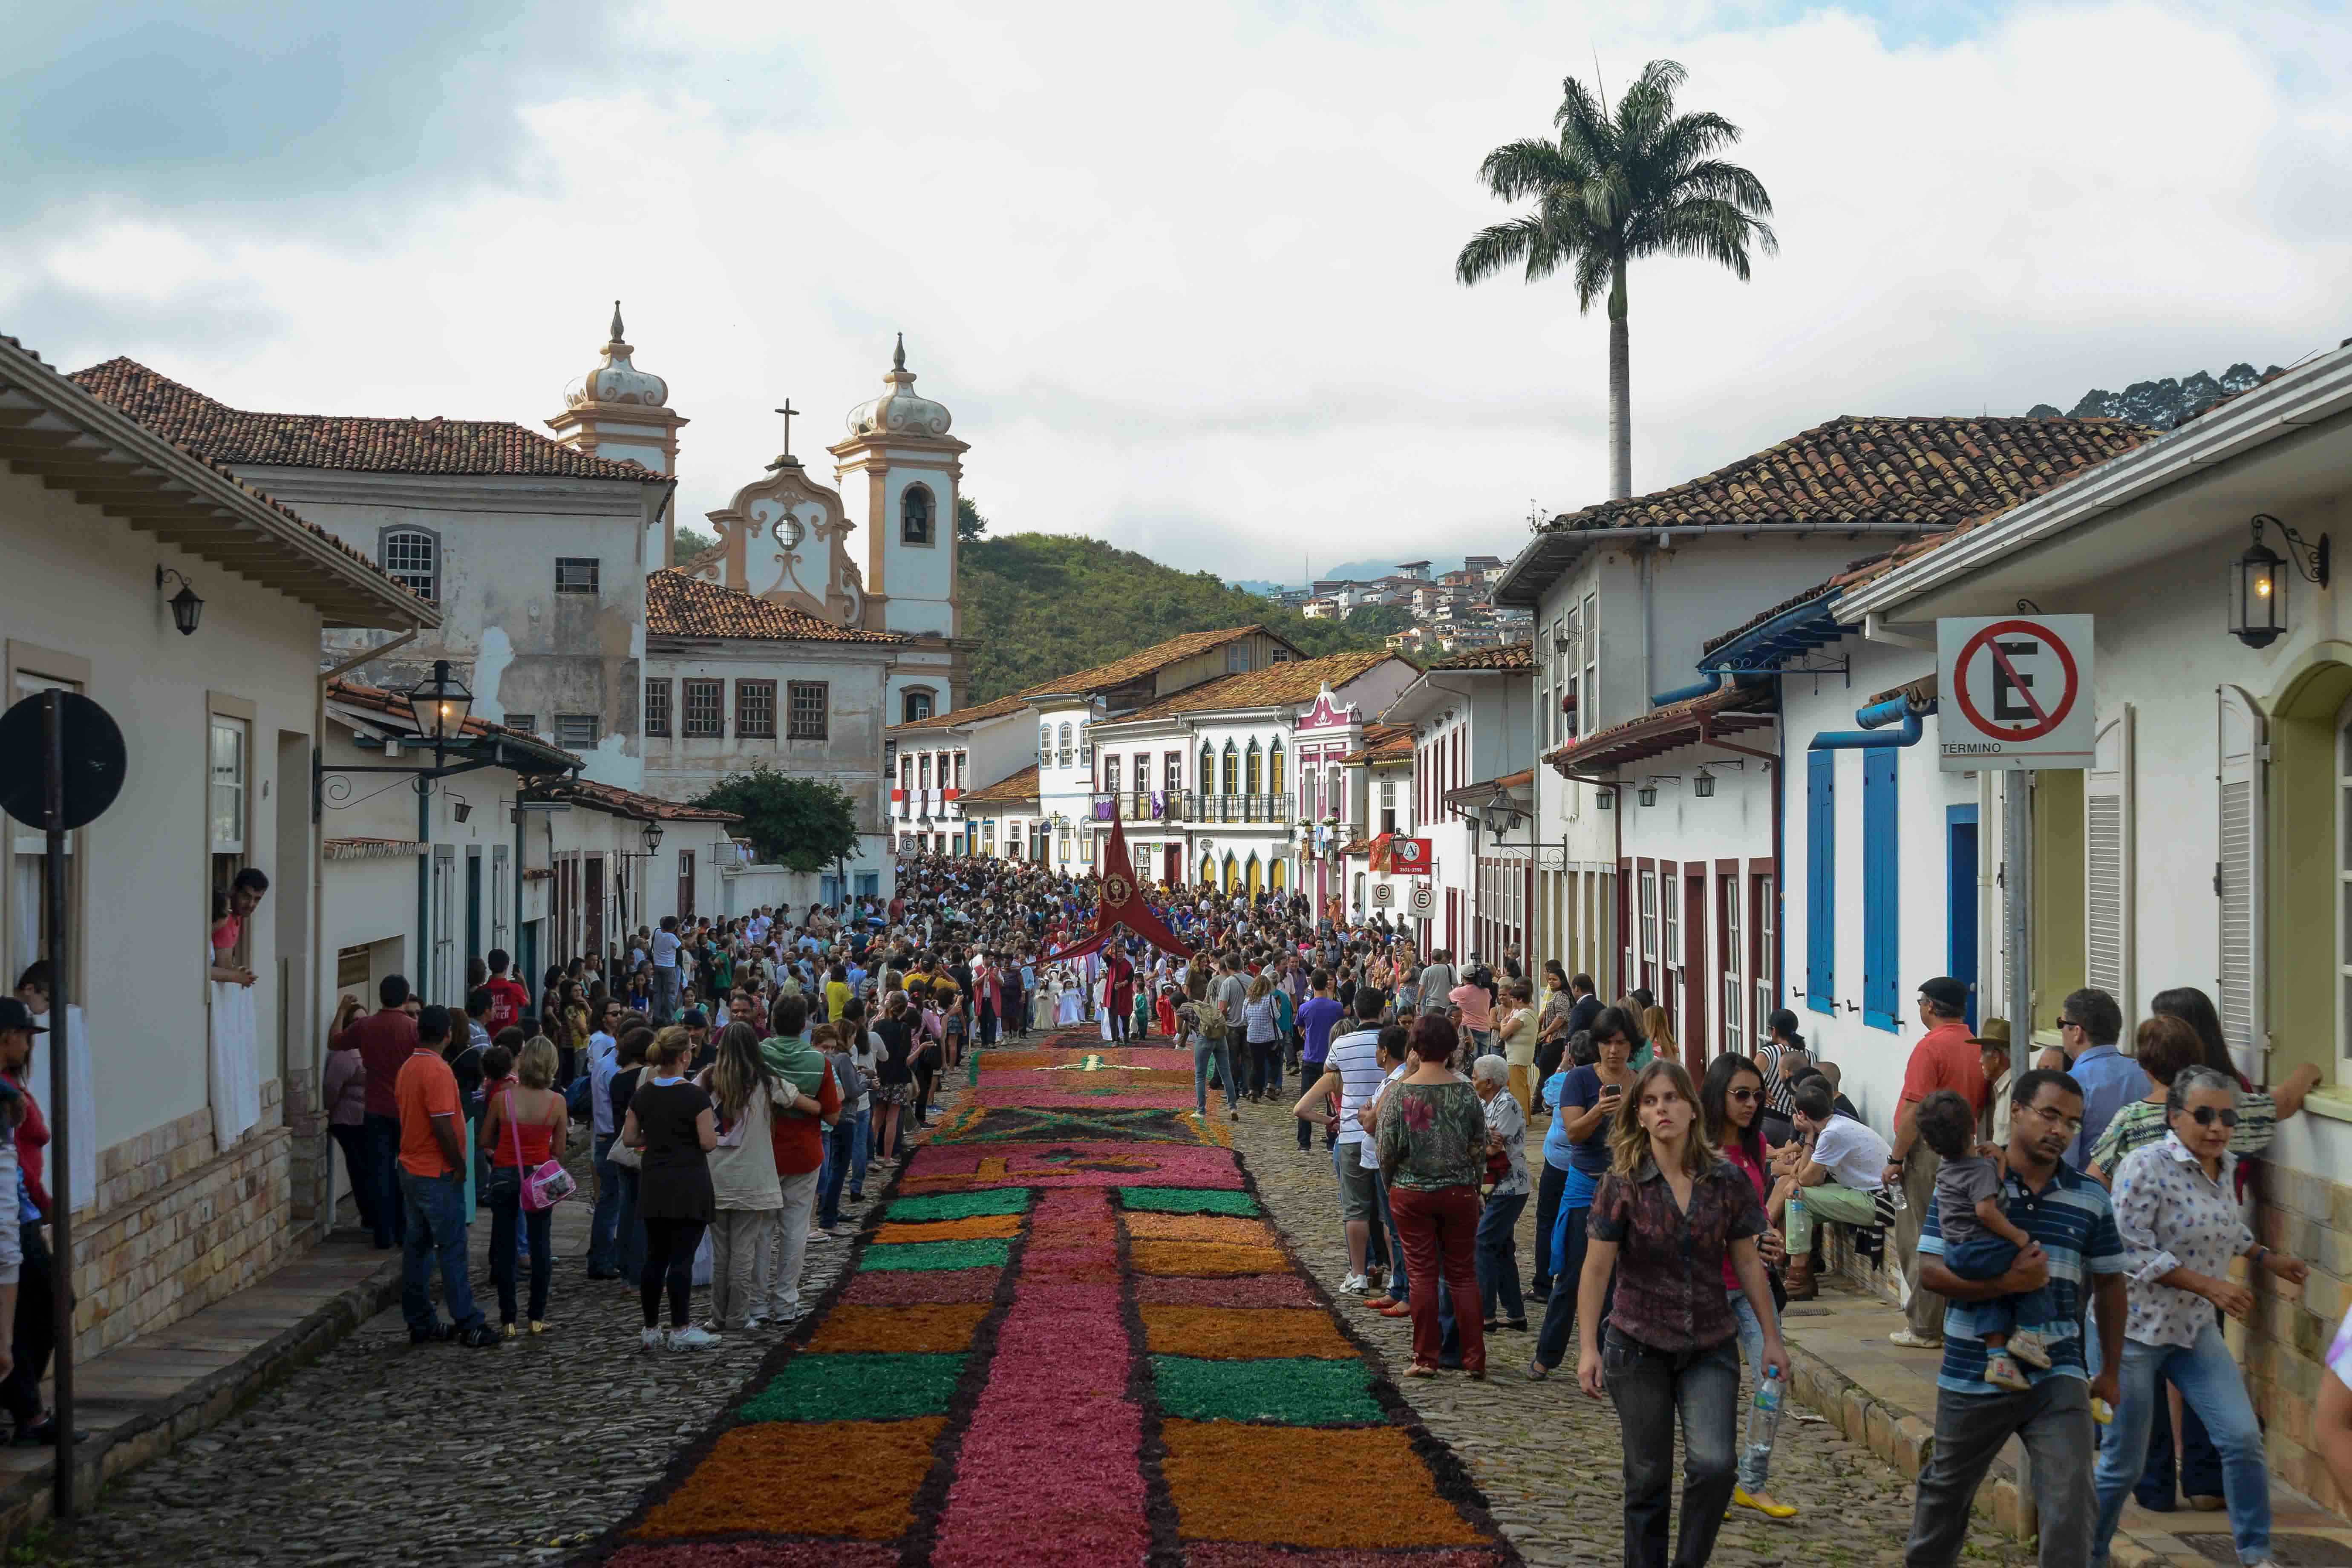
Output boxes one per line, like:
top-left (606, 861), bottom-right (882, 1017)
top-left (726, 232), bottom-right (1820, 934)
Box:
top-left (0, 691), bottom-right (127, 832)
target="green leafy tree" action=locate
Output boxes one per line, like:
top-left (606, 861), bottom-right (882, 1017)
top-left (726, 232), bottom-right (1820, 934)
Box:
top-left (1456, 60), bottom-right (1775, 500)
top-left (692, 767), bottom-right (859, 871)
top-left (1343, 603), bottom-right (1416, 636)
top-left (956, 495), bottom-right (989, 543)
top-left (671, 525), bottom-right (721, 565)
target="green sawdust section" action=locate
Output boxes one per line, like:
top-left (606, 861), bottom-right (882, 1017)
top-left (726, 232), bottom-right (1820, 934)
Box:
top-left (862, 1239), bottom-right (1015, 1272)
top-left (1120, 1187), bottom-right (1262, 1216)
top-left (885, 1189), bottom-right (1034, 1222)
top-left (740, 1352), bottom-right (969, 1421)
top-left (1150, 1355), bottom-right (1386, 1424)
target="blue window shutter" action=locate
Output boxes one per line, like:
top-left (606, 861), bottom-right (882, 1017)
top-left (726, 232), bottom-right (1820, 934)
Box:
top-left (1863, 749), bottom-right (1899, 1030)
top-left (1807, 750), bottom-right (1834, 1012)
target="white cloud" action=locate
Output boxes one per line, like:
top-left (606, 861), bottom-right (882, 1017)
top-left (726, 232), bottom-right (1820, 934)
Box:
top-left (12, 0), bottom-right (2351, 580)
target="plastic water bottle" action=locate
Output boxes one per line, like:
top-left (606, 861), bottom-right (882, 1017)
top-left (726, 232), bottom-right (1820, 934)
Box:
top-left (1887, 1182), bottom-right (1908, 1213)
top-left (1786, 1194), bottom-right (1810, 1255)
top-left (1744, 1366), bottom-right (1785, 1480)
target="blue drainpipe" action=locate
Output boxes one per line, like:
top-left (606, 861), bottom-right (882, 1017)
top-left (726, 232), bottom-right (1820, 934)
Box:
top-left (1650, 669), bottom-right (1724, 708)
top-left (1809, 694), bottom-right (1932, 750)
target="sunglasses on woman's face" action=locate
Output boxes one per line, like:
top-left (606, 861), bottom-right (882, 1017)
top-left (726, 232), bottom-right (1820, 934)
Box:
top-left (1726, 1087), bottom-right (1761, 1103)
top-left (2186, 1105), bottom-right (2240, 1129)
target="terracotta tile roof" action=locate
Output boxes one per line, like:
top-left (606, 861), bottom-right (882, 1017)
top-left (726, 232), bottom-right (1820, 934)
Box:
top-left (533, 775), bottom-right (740, 823)
top-left (1537, 415), bottom-right (2156, 536)
top-left (1543, 682), bottom-right (1776, 775)
top-left (888, 625), bottom-right (1295, 734)
top-left (1337, 836), bottom-right (1377, 857)
top-left (958, 764), bottom-right (1041, 807)
top-left (327, 678), bottom-right (577, 770)
top-left (1026, 625), bottom-right (1294, 697)
top-left (646, 569), bottom-right (905, 643)
top-left (888, 691), bottom-right (1035, 734)
top-left (69, 357), bottom-right (671, 483)
top-left (1116, 649), bottom-right (1401, 723)
top-left (1426, 640), bottom-right (1533, 672)
top-left (2, 335), bottom-right (433, 625)
top-left (1342, 722), bottom-right (1417, 766)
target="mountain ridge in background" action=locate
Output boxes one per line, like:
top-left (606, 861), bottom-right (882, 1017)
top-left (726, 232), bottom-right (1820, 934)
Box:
top-left (957, 533), bottom-right (1404, 703)
top-left (2027, 361), bottom-right (2285, 430)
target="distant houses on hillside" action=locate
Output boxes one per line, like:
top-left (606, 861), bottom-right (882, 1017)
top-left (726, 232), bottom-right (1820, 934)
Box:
top-left (1274, 555), bottom-right (1522, 653)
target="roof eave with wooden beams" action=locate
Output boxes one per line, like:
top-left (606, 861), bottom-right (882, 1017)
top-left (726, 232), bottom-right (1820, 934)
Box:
top-left (0, 336), bottom-right (438, 631)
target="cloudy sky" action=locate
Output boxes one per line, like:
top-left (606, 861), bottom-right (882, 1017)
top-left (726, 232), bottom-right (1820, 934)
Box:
top-left (6, 1), bottom-right (2349, 579)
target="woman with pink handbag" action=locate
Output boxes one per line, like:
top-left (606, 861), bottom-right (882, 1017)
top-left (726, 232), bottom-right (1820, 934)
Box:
top-left (482, 1037), bottom-right (574, 1337)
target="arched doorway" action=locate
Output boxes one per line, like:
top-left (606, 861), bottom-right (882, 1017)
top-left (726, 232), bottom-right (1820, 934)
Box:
top-left (1246, 854), bottom-right (1262, 899)
top-left (1270, 856), bottom-right (1287, 894)
top-left (1223, 853), bottom-right (1239, 893)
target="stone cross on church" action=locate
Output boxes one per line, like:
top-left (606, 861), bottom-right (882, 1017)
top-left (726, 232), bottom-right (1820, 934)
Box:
top-left (770, 400), bottom-right (801, 469)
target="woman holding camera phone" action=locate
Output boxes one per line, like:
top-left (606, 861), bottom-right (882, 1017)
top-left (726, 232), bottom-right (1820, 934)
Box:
top-left (1527, 1007), bottom-right (1640, 1378)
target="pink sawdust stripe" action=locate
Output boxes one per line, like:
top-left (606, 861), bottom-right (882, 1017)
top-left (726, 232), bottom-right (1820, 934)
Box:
top-left (931, 1189), bottom-right (1148, 1568)
top-left (968, 1087), bottom-right (1195, 1109)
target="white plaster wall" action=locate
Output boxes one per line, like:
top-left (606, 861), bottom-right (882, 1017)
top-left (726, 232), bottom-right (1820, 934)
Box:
top-left (1778, 634), bottom-right (1965, 1137)
top-left (880, 461), bottom-right (957, 637)
top-left (0, 470), bottom-right (327, 1152)
top-left (271, 469), bottom-right (657, 792)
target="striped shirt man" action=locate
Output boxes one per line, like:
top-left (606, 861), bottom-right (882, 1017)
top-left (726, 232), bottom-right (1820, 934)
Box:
top-left (1918, 1154), bottom-right (2124, 1396)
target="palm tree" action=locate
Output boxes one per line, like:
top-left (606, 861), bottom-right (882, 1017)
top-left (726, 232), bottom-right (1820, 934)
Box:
top-left (1457, 60), bottom-right (1776, 501)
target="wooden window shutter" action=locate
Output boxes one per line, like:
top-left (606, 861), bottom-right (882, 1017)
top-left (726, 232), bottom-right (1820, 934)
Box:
top-left (2084, 704), bottom-right (2135, 1012)
top-left (2216, 686), bottom-right (2265, 1072)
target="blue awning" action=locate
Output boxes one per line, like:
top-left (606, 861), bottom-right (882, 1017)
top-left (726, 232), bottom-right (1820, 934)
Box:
top-left (1699, 588), bottom-right (1845, 673)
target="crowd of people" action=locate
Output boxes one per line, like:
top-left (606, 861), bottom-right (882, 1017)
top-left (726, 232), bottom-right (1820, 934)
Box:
top-left (310, 844), bottom-right (2352, 1568)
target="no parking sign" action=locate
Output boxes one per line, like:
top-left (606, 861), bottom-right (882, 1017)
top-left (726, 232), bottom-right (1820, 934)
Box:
top-left (1934, 614), bottom-right (2094, 771)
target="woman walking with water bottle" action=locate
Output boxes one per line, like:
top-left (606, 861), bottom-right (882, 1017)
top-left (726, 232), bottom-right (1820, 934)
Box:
top-left (1701, 1053), bottom-right (1796, 1520)
top-left (1576, 1058), bottom-right (1788, 1568)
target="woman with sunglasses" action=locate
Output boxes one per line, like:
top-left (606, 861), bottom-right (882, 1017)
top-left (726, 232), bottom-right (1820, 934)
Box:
top-left (1700, 1053), bottom-right (1796, 1520)
top-left (2090, 1065), bottom-right (2308, 1568)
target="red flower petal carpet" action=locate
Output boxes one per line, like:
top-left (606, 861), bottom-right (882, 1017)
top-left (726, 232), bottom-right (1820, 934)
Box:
top-left (585, 1026), bottom-right (1519, 1567)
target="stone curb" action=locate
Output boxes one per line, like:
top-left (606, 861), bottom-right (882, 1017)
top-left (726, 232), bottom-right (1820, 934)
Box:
top-left (0, 1248), bottom-right (404, 1548)
top-left (1781, 1334), bottom-right (2037, 1539)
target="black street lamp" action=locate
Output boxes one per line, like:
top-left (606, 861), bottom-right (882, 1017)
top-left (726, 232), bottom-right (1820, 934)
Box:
top-left (2232, 513), bottom-right (2329, 649)
top-left (406, 660), bottom-right (476, 749)
top-left (642, 819), bottom-right (665, 855)
top-left (155, 566), bottom-right (204, 636)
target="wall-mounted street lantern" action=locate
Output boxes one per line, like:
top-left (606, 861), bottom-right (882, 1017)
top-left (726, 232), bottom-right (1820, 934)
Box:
top-left (155, 566), bottom-right (204, 636)
top-left (643, 820), bottom-right (665, 854)
top-left (2232, 512), bottom-right (2329, 649)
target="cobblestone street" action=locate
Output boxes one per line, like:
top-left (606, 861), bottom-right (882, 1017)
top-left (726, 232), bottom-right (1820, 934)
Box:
top-left (1223, 1089), bottom-right (2038, 1568)
top-left (46, 1087), bottom-right (944, 1568)
top-left (45, 1064), bottom-right (2038, 1568)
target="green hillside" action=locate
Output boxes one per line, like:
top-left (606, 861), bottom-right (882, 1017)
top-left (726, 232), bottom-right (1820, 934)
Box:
top-left (958, 533), bottom-right (1404, 702)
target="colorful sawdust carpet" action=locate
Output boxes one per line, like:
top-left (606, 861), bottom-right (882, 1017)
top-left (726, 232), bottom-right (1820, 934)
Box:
top-left (590, 1026), bottom-right (1517, 1567)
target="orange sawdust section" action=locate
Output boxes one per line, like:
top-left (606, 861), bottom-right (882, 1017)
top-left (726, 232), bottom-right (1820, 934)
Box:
top-left (1123, 1213), bottom-right (1281, 1246)
top-left (1159, 1421), bottom-right (1489, 1548)
top-left (633, 1418), bottom-right (946, 1542)
top-left (1140, 1305), bottom-right (1357, 1360)
top-left (1130, 1239), bottom-right (1290, 1277)
top-left (870, 1214), bottom-right (1024, 1245)
top-left (804, 1303), bottom-right (994, 1355)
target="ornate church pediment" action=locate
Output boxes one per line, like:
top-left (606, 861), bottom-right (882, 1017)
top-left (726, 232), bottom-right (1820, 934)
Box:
top-left (707, 451), bottom-right (872, 631)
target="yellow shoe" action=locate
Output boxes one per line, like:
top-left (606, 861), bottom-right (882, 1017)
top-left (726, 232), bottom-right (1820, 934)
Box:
top-left (1734, 1487), bottom-right (1798, 1520)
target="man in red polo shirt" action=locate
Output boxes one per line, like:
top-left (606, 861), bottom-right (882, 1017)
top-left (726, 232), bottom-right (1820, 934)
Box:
top-left (1882, 975), bottom-right (1985, 1349)
top-left (330, 975), bottom-right (421, 1249)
